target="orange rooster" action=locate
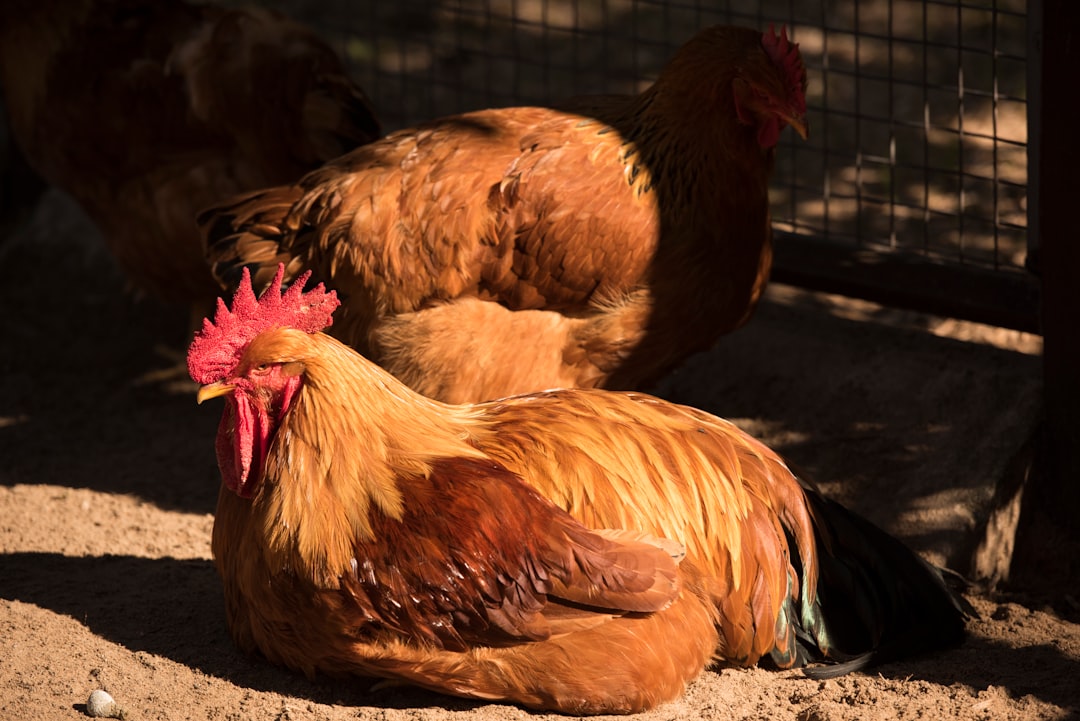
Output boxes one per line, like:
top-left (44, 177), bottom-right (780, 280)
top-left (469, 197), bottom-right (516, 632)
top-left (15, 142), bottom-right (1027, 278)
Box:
top-left (189, 268), bottom-right (968, 715)
top-left (0, 0), bottom-right (380, 323)
top-left (201, 24), bottom-right (808, 403)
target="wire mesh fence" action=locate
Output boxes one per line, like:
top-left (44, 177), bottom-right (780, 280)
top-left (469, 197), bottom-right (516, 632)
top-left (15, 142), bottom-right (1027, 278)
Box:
top-left (253, 0), bottom-right (1035, 328)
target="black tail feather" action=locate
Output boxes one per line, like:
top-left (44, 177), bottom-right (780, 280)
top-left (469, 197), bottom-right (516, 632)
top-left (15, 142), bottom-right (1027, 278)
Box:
top-left (801, 652), bottom-right (875, 680)
top-left (770, 482), bottom-right (971, 676)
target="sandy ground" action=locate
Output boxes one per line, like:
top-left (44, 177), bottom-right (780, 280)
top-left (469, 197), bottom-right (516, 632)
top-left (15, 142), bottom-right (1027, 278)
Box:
top-left (1, 190), bottom-right (1076, 721)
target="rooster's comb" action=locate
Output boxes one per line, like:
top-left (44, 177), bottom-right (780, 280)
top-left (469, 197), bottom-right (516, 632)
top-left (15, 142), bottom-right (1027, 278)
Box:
top-left (762, 24), bottom-right (807, 113)
top-left (187, 264), bottom-right (340, 384)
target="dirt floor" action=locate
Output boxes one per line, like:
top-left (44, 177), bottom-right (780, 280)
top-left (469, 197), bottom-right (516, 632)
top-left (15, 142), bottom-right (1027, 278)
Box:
top-left (1, 190), bottom-right (1076, 721)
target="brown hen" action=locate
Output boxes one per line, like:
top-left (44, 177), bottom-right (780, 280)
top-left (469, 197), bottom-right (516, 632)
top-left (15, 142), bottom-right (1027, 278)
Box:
top-left (0, 0), bottom-right (380, 324)
top-left (202, 24), bottom-right (808, 403)
top-left (188, 269), bottom-right (968, 714)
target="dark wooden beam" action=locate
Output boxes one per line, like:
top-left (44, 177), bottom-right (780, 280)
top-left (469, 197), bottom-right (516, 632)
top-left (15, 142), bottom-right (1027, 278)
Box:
top-left (1030, 0), bottom-right (1080, 533)
top-left (771, 233), bottom-right (1041, 334)
top-left (983, 0), bottom-right (1080, 591)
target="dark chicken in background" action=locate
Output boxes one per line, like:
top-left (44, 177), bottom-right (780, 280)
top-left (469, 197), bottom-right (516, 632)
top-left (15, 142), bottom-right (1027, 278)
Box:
top-left (188, 268), bottom-right (969, 715)
top-left (203, 24), bottom-right (808, 403)
top-left (0, 0), bottom-right (380, 327)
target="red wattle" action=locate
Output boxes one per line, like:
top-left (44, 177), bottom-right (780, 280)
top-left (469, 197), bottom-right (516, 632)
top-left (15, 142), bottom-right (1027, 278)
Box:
top-left (216, 391), bottom-right (264, 498)
top-left (757, 117), bottom-right (781, 149)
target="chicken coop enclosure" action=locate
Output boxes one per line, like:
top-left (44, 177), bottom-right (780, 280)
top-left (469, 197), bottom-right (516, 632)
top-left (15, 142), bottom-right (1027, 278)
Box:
top-left (251, 0), bottom-right (1038, 332)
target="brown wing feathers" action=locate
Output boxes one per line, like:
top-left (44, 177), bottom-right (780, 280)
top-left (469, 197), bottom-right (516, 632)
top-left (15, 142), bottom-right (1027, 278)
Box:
top-left (343, 456), bottom-right (681, 652)
top-left (199, 185), bottom-right (309, 293)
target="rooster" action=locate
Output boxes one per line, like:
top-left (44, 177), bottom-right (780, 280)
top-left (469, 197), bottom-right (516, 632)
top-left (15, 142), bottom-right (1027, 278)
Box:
top-left (201, 24), bottom-right (808, 403)
top-left (189, 268), bottom-right (968, 715)
top-left (0, 0), bottom-right (380, 325)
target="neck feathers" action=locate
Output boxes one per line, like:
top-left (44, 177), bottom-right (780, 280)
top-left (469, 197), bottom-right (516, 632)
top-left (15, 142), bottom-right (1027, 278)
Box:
top-left (253, 332), bottom-right (486, 585)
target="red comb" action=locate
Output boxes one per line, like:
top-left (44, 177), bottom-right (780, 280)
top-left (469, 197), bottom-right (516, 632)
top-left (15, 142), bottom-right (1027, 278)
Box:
top-left (187, 264), bottom-right (340, 384)
top-left (763, 24), bottom-right (807, 114)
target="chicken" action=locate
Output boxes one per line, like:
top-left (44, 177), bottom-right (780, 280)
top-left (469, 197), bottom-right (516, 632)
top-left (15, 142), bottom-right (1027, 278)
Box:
top-left (201, 24), bottom-right (808, 403)
top-left (188, 267), bottom-right (969, 714)
top-left (0, 0), bottom-right (380, 325)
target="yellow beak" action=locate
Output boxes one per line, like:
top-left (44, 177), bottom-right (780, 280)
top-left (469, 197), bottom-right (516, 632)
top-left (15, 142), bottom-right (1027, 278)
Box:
top-left (787, 114), bottom-right (809, 140)
top-left (197, 381), bottom-right (235, 405)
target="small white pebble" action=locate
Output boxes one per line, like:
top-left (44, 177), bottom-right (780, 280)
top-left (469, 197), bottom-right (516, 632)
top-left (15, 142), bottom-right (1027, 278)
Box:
top-left (86, 689), bottom-right (125, 719)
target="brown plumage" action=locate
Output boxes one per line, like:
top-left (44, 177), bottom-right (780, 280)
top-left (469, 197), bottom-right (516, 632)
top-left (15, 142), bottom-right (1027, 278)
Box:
top-left (0, 0), bottom-right (380, 322)
top-left (188, 271), bottom-right (968, 714)
top-left (202, 24), bottom-right (808, 403)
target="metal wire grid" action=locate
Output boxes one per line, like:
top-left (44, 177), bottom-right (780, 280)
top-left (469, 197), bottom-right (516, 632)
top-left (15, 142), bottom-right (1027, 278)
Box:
top-left (264, 0), bottom-right (1030, 278)
top-left (296, 2), bottom-right (764, 127)
top-left (773, 0), bottom-right (1029, 274)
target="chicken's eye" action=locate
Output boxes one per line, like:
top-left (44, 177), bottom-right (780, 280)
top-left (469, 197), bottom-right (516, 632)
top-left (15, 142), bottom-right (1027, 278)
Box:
top-left (252, 363), bottom-right (271, 374)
